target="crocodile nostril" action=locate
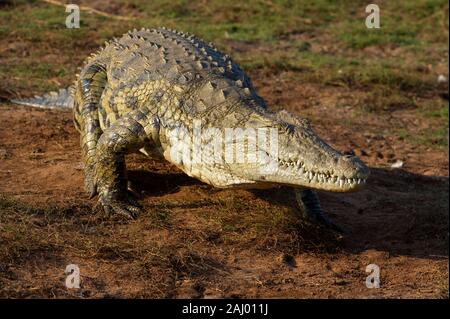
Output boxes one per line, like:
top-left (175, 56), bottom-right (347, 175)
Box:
top-left (343, 150), bottom-right (355, 156)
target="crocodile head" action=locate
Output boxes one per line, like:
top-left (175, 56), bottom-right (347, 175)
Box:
top-left (226, 109), bottom-right (370, 192)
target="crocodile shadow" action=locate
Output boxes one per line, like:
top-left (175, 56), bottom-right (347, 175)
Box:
top-left (256, 168), bottom-right (448, 259)
top-left (127, 169), bottom-right (203, 196)
top-left (128, 167), bottom-right (449, 259)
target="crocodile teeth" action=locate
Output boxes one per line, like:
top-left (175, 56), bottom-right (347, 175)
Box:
top-left (275, 159), bottom-right (367, 188)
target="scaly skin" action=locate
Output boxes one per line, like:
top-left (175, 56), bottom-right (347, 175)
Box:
top-left (43, 27), bottom-right (370, 228)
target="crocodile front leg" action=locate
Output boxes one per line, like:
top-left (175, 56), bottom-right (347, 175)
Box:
top-left (74, 62), bottom-right (107, 198)
top-left (94, 107), bottom-right (159, 219)
top-left (294, 188), bottom-right (345, 233)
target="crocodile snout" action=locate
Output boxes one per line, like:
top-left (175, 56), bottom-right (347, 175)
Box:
top-left (338, 155), bottom-right (370, 180)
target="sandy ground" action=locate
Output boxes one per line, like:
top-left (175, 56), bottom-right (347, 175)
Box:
top-left (0, 95), bottom-right (448, 298)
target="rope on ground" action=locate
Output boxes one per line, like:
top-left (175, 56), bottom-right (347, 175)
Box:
top-left (42, 0), bottom-right (133, 21)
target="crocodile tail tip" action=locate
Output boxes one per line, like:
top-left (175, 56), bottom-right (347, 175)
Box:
top-left (10, 87), bottom-right (74, 109)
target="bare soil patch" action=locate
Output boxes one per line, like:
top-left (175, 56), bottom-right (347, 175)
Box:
top-left (0, 99), bottom-right (447, 298)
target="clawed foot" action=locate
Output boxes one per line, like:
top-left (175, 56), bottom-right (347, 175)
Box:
top-left (295, 188), bottom-right (348, 234)
top-left (309, 213), bottom-right (347, 233)
top-left (94, 192), bottom-right (142, 220)
top-left (84, 163), bottom-right (98, 199)
top-left (83, 160), bottom-right (142, 219)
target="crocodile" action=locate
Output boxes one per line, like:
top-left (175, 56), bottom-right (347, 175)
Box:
top-left (12, 27), bottom-right (369, 231)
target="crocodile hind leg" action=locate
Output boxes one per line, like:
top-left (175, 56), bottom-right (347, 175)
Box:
top-left (74, 62), bottom-right (107, 198)
top-left (94, 107), bottom-right (159, 219)
top-left (294, 188), bottom-right (345, 233)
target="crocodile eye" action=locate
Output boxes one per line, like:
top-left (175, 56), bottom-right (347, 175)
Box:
top-left (286, 124), bottom-right (295, 134)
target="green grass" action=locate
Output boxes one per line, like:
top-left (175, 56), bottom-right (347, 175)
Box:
top-left (336, 17), bottom-right (420, 49)
top-left (0, 0), bottom-right (448, 148)
top-left (334, 0), bottom-right (448, 49)
top-left (419, 99), bottom-right (449, 148)
top-left (395, 97), bottom-right (449, 149)
top-left (421, 99), bottom-right (450, 120)
top-left (0, 1), bottom-right (447, 83)
top-left (126, 0), bottom-right (341, 42)
top-left (419, 127), bottom-right (449, 148)
top-left (398, 125), bottom-right (449, 149)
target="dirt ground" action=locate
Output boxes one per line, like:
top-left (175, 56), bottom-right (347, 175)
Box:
top-left (0, 0), bottom-right (448, 299)
top-left (0, 86), bottom-right (448, 298)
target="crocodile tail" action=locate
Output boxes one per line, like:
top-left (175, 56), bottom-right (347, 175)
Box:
top-left (10, 87), bottom-right (75, 109)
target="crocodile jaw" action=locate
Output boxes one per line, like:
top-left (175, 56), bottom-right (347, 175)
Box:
top-left (228, 110), bottom-right (370, 192)
top-left (257, 155), bottom-right (370, 192)
top-left (248, 110), bottom-right (371, 192)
